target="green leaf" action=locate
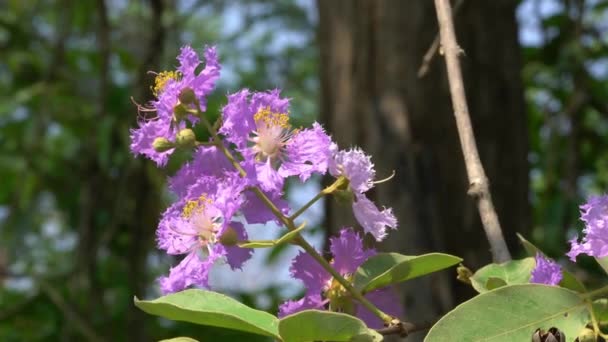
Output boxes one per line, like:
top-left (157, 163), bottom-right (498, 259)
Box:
top-left (425, 284), bottom-right (590, 342)
top-left (353, 253), bottom-right (462, 293)
top-left (485, 277), bottom-right (507, 291)
top-left (593, 298), bottom-right (608, 323)
top-left (159, 338), bottom-right (199, 342)
top-left (278, 310), bottom-right (382, 342)
top-left (595, 256), bottom-right (608, 276)
top-left (134, 289), bottom-right (280, 339)
top-left (559, 269), bottom-right (587, 293)
top-left (470, 258), bottom-right (535, 293)
top-left (516, 233), bottom-right (540, 257)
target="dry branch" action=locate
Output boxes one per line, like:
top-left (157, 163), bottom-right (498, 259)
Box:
top-left (433, 0), bottom-right (511, 262)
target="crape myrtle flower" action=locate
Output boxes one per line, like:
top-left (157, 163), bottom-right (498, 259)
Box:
top-left (530, 253), bottom-right (562, 286)
top-left (278, 229), bottom-right (402, 329)
top-left (130, 45), bottom-right (220, 166)
top-left (156, 173), bottom-right (251, 294)
top-left (567, 195), bottom-right (608, 261)
top-left (169, 146), bottom-right (290, 226)
top-left (328, 144), bottom-right (397, 241)
top-left (219, 89), bottom-right (332, 194)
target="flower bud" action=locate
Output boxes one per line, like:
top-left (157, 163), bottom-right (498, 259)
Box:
top-left (176, 129), bottom-right (196, 148)
top-left (456, 264), bottom-right (473, 284)
top-left (333, 188), bottom-right (354, 205)
top-left (179, 87), bottom-right (196, 105)
top-left (532, 327), bottom-right (565, 342)
top-left (173, 103), bottom-right (189, 122)
top-left (152, 137), bottom-right (174, 152)
top-left (219, 226), bottom-right (238, 246)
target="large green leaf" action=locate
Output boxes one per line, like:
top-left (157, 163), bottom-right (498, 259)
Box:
top-left (470, 258), bottom-right (535, 293)
top-left (516, 233), bottom-right (541, 256)
top-left (595, 256), bottom-right (608, 276)
top-left (278, 310), bottom-right (382, 342)
top-left (425, 284), bottom-right (590, 341)
top-left (353, 253), bottom-right (462, 293)
top-left (134, 289), bottom-right (280, 339)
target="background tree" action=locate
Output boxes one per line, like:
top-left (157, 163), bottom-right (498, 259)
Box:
top-left (318, 0), bottom-right (528, 327)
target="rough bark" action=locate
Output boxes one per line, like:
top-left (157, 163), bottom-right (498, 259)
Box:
top-left (318, 0), bottom-right (528, 333)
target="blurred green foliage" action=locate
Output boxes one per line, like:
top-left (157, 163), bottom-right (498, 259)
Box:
top-left (523, 0), bottom-right (608, 278)
top-left (1, 0), bottom-right (608, 341)
top-left (0, 0), bottom-right (316, 340)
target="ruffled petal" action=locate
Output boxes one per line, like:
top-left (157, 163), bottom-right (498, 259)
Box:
top-left (352, 194), bottom-right (397, 241)
top-left (278, 294), bottom-right (325, 318)
top-left (290, 251), bottom-right (331, 295)
top-left (129, 118), bottom-right (175, 167)
top-left (256, 159), bottom-right (284, 194)
top-left (220, 89), bottom-right (255, 149)
top-left (530, 253), bottom-right (562, 286)
top-left (156, 203), bottom-right (197, 255)
top-left (159, 250), bottom-right (219, 294)
top-left (330, 228), bottom-right (375, 275)
top-left (241, 190), bottom-right (290, 225)
top-left (279, 122), bottom-right (332, 181)
top-left (329, 145), bottom-right (375, 193)
top-left (568, 195), bottom-right (608, 260)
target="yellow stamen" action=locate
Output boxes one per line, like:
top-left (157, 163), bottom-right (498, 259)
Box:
top-left (181, 195), bottom-right (211, 218)
top-left (254, 106), bottom-right (290, 128)
top-left (152, 71), bottom-right (181, 97)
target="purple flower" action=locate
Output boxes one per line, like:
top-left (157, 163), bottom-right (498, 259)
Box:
top-left (220, 89), bottom-right (331, 193)
top-left (156, 173), bottom-right (251, 293)
top-left (530, 253), bottom-right (562, 286)
top-left (568, 195), bottom-right (608, 261)
top-left (168, 146), bottom-right (287, 226)
top-left (329, 145), bottom-right (397, 241)
top-left (279, 229), bottom-right (403, 329)
top-left (130, 45), bottom-right (220, 166)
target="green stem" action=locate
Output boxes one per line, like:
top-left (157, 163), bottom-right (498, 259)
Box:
top-left (289, 191), bottom-right (325, 221)
top-left (289, 176), bottom-right (348, 221)
top-left (583, 284), bottom-right (608, 300)
top-left (196, 106), bottom-right (394, 325)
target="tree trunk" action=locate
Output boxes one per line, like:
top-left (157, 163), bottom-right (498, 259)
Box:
top-left (318, 0), bottom-right (528, 334)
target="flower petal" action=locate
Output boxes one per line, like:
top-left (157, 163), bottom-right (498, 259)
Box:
top-left (352, 194), bottom-right (397, 241)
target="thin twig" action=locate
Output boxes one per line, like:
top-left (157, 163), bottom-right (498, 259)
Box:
top-left (417, 0), bottom-right (465, 78)
top-left (433, 0), bottom-right (511, 262)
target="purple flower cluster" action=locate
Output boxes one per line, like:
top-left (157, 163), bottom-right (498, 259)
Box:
top-left (278, 229), bottom-right (402, 328)
top-left (568, 195), bottom-right (608, 261)
top-left (129, 45), bottom-right (399, 310)
top-left (131, 46), bottom-right (220, 166)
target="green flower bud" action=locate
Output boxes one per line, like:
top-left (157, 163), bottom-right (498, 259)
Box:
top-left (179, 87), bottom-right (196, 104)
top-left (219, 226), bottom-right (238, 246)
top-left (456, 264), bottom-right (473, 284)
top-left (333, 188), bottom-right (355, 205)
top-left (152, 137), bottom-right (174, 152)
top-left (176, 128), bottom-right (196, 148)
top-left (173, 103), bottom-right (189, 122)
